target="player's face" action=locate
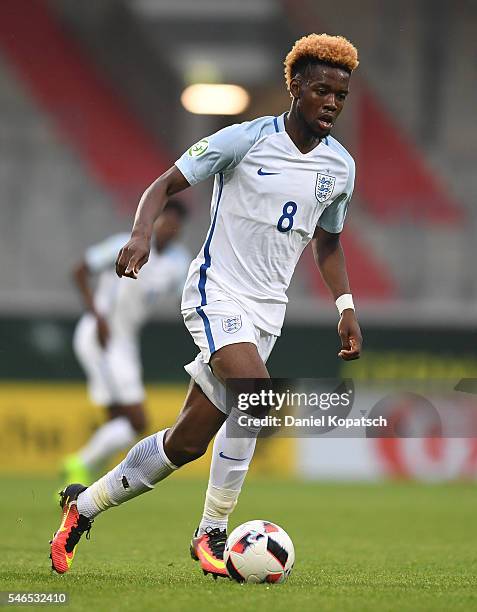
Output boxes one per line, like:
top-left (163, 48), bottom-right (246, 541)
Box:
top-left (153, 211), bottom-right (182, 250)
top-left (294, 64), bottom-right (350, 138)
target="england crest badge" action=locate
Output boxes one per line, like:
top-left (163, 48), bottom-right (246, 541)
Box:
top-left (315, 173), bottom-right (336, 203)
top-left (222, 315), bottom-right (242, 334)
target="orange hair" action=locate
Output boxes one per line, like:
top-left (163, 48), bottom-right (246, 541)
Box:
top-left (284, 33), bottom-right (359, 89)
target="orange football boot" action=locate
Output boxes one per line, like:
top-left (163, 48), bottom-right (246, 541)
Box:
top-left (190, 527), bottom-right (228, 579)
top-left (50, 484), bottom-right (92, 574)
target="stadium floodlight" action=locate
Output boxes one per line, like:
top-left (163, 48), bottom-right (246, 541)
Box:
top-left (181, 84), bottom-right (250, 115)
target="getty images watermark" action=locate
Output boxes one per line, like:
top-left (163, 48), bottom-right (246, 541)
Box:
top-left (224, 378), bottom-right (477, 438)
top-left (234, 386), bottom-right (386, 429)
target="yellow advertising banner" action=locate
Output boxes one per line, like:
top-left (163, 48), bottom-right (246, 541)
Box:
top-left (0, 383), bottom-right (294, 478)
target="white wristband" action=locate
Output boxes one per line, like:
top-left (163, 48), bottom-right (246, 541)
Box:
top-left (336, 293), bottom-right (355, 315)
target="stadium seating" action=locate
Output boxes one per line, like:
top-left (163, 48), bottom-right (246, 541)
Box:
top-left (0, 0), bottom-right (475, 314)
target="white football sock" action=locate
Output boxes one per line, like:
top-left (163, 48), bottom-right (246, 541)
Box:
top-left (77, 429), bottom-right (177, 518)
top-left (78, 416), bottom-right (137, 470)
top-left (198, 408), bottom-right (259, 535)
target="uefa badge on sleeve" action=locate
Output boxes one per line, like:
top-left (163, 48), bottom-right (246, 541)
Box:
top-left (222, 315), bottom-right (242, 334)
top-left (315, 173), bottom-right (336, 203)
top-left (188, 139), bottom-right (209, 157)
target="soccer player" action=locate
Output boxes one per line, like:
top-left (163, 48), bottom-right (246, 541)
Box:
top-left (50, 33), bottom-right (363, 577)
top-left (62, 200), bottom-right (190, 485)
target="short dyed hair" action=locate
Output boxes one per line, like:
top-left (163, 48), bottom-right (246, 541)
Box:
top-left (284, 33), bottom-right (359, 90)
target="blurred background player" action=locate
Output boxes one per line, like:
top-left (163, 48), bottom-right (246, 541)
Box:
top-left (62, 200), bottom-right (190, 485)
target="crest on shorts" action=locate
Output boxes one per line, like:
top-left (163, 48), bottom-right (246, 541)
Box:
top-left (315, 173), bottom-right (336, 203)
top-left (222, 315), bottom-right (242, 334)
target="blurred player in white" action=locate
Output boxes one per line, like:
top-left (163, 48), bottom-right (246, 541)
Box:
top-left (50, 34), bottom-right (363, 577)
top-left (62, 201), bottom-right (190, 485)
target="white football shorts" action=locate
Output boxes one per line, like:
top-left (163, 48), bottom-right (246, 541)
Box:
top-left (182, 300), bottom-right (277, 415)
top-left (73, 314), bottom-right (145, 406)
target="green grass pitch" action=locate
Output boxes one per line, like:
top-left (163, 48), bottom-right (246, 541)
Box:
top-left (1, 477), bottom-right (476, 611)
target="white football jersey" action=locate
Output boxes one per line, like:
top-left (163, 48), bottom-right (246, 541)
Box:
top-left (84, 233), bottom-right (190, 336)
top-left (176, 112), bottom-right (355, 336)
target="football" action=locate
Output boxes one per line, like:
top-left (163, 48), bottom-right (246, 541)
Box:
top-left (223, 520), bottom-right (295, 584)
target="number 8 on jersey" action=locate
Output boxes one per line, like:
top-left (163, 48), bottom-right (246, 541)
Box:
top-left (277, 201), bottom-right (298, 233)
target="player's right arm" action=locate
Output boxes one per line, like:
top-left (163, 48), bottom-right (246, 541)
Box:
top-left (116, 166), bottom-right (190, 279)
top-left (116, 118), bottom-right (266, 279)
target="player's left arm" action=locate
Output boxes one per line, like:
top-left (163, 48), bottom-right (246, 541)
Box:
top-left (311, 227), bottom-right (362, 360)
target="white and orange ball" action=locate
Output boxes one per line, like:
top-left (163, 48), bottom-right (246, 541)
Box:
top-left (224, 520), bottom-right (295, 584)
